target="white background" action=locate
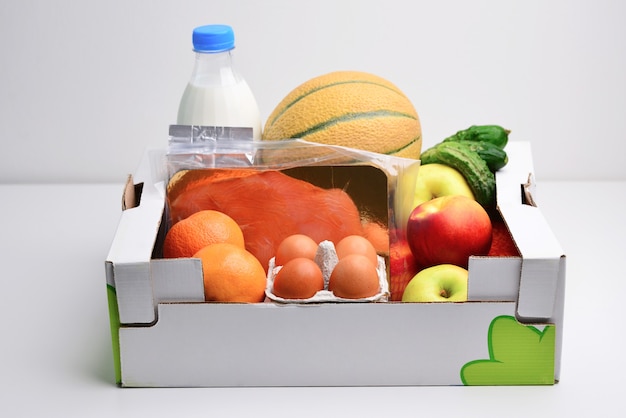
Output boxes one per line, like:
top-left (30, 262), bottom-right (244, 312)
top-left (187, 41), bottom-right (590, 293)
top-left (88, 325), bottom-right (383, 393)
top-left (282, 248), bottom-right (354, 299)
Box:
top-left (1, 0), bottom-right (626, 183)
top-left (2, 2), bottom-right (626, 416)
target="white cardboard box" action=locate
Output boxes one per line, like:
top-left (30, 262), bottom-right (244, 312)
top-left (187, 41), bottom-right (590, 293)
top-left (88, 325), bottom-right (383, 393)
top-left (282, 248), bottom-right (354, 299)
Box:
top-left (105, 141), bottom-right (565, 387)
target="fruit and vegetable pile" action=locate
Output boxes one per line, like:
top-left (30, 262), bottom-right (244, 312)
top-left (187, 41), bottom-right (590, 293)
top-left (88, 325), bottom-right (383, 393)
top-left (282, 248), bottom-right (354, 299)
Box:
top-left (162, 70), bottom-right (521, 304)
top-left (391, 125), bottom-right (518, 302)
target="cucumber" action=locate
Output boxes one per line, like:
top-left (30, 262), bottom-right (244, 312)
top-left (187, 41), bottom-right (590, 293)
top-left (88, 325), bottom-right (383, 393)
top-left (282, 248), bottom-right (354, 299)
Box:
top-left (420, 141), bottom-right (496, 210)
top-left (453, 140), bottom-right (508, 172)
top-left (443, 125), bottom-right (510, 149)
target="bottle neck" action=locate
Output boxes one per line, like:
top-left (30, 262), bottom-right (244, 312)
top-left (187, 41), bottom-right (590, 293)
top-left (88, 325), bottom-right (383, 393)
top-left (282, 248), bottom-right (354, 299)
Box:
top-left (189, 49), bottom-right (241, 87)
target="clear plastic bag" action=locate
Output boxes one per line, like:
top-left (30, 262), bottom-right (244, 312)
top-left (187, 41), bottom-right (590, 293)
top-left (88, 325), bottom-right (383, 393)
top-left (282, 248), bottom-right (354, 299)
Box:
top-left (164, 127), bottom-right (420, 301)
top-left (166, 126), bottom-right (419, 226)
top-left (165, 127), bottom-right (419, 231)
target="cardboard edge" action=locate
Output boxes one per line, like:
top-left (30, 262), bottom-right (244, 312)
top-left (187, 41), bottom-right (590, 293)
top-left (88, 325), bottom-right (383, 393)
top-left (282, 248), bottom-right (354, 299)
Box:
top-left (494, 142), bottom-right (565, 322)
top-left (105, 149), bottom-right (168, 325)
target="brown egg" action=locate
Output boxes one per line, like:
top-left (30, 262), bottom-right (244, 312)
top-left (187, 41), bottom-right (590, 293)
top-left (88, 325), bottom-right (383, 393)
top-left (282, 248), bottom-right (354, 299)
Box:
top-left (328, 254), bottom-right (380, 299)
top-left (274, 234), bottom-right (319, 266)
top-left (335, 235), bottom-right (378, 267)
top-left (272, 257), bottom-right (325, 299)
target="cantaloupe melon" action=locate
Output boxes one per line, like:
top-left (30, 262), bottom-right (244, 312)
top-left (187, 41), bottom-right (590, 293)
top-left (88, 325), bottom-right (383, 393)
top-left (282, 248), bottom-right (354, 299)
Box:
top-left (262, 71), bottom-right (422, 158)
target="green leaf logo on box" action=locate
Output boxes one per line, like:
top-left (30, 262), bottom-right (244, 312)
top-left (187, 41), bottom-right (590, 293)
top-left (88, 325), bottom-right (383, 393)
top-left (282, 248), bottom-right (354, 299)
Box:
top-left (461, 315), bottom-right (555, 385)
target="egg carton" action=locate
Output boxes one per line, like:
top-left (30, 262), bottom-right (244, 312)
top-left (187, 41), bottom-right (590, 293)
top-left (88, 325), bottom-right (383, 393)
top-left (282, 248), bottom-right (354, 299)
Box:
top-left (265, 240), bottom-right (389, 303)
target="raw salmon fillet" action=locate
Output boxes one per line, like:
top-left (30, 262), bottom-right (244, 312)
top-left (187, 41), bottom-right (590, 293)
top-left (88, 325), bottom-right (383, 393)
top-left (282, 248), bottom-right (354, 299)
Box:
top-left (167, 170), bottom-right (365, 271)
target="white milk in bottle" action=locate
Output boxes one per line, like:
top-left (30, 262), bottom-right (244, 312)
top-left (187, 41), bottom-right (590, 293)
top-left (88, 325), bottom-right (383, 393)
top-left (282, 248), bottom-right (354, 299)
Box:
top-left (177, 24), bottom-right (261, 139)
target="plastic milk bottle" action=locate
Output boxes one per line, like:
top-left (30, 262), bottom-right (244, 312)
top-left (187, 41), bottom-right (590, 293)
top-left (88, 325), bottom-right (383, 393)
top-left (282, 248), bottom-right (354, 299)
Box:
top-left (177, 24), bottom-right (262, 139)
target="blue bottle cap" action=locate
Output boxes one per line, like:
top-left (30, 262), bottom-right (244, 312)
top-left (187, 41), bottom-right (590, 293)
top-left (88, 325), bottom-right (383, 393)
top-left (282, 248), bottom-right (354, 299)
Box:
top-left (192, 24), bottom-right (235, 53)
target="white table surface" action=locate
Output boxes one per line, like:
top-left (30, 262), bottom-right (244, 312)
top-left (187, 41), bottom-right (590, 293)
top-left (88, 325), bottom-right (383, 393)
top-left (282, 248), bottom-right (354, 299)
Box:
top-left (1, 181), bottom-right (624, 417)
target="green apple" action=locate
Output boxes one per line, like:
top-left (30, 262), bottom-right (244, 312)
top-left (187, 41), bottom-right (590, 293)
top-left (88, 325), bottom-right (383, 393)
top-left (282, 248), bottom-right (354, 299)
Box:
top-left (401, 264), bottom-right (468, 302)
top-left (413, 163), bottom-right (474, 208)
top-left (395, 163), bottom-right (475, 232)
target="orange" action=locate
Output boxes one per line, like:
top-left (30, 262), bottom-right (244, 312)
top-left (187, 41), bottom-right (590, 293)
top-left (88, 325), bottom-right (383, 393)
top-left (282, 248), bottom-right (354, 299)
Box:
top-left (328, 254), bottom-right (380, 299)
top-left (194, 243), bottom-right (267, 303)
top-left (262, 71), bottom-right (422, 158)
top-left (162, 210), bottom-right (244, 258)
top-left (272, 257), bottom-right (324, 299)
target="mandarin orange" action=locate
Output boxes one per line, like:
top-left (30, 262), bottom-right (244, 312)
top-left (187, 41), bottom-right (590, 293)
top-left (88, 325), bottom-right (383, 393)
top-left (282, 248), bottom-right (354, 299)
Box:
top-left (163, 210), bottom-right (244, 258)
top-left (194, 243), bottom-right (267, 303)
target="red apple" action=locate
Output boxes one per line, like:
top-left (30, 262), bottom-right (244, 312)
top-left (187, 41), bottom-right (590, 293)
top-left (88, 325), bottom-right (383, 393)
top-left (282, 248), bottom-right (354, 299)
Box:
top-left (406, 195), bottom-right (492, 268)
top-left (388, 235), bottom-right (421, 301)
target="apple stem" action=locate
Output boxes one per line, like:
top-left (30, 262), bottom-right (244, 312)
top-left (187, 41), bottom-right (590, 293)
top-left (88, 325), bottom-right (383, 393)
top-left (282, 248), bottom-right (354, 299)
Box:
top-left (439, 289), bottom-right (449, 298)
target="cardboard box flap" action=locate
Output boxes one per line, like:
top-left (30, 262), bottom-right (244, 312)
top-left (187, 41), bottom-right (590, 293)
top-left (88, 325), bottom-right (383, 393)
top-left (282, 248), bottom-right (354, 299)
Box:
top-left (495, 142), bottom-right (565, 321)
top-left (495, 142), bottom-right (536, 205)
top-left (499, 203), bottom-right (564, 320)
top-left (105, 149), bottom-right (168, 324)
top-left (152, 258), bottom-right (204, 303)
